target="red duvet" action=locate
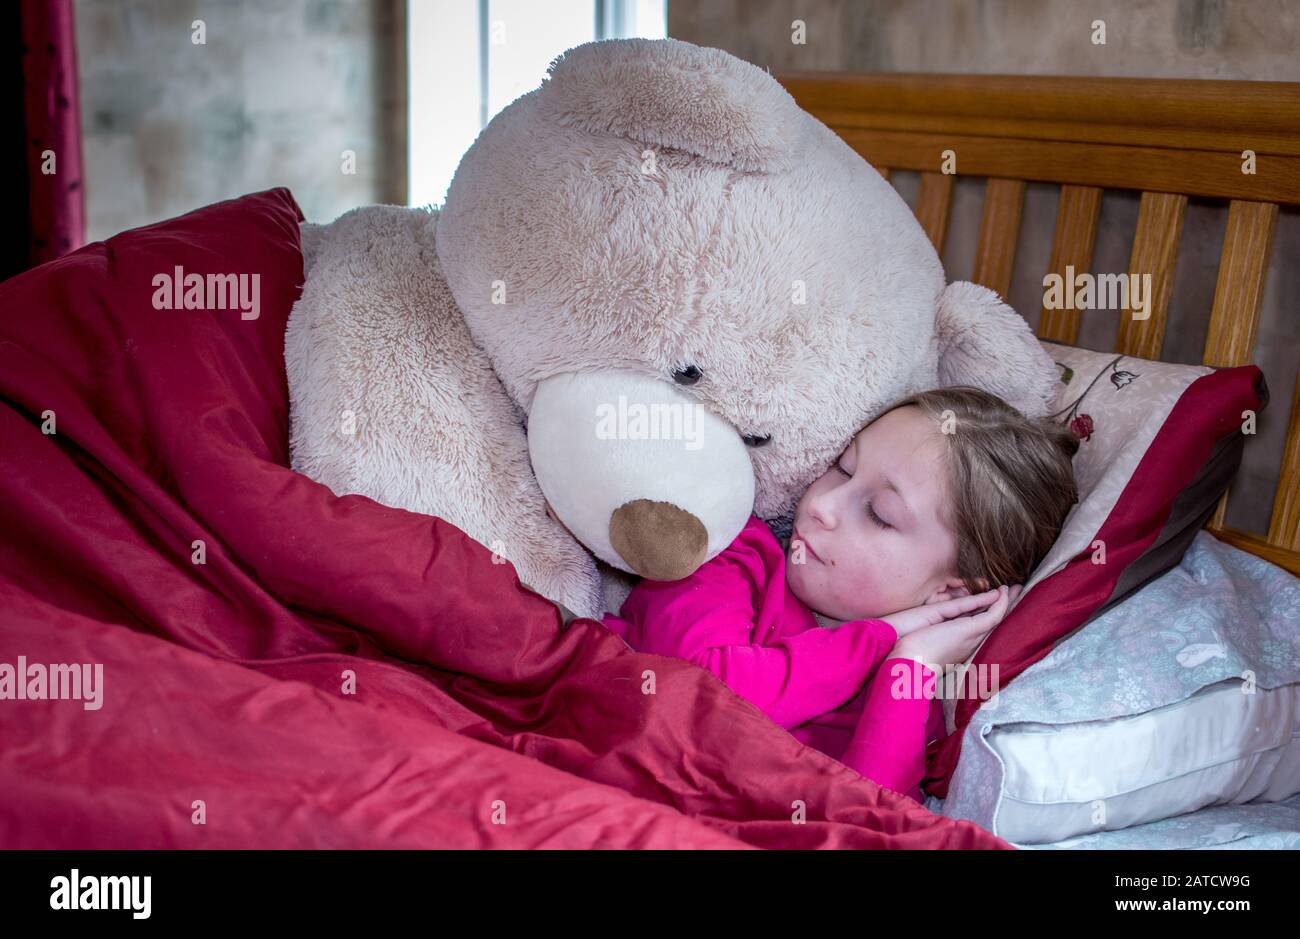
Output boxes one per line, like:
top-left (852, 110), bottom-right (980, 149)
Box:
top-left (0, 189), bottom-right (1008, 849)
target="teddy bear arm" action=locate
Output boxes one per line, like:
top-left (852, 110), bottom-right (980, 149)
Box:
top-left (285, 205), bottom-right (604, 619)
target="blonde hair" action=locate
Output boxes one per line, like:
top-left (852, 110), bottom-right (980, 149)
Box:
top-left (875, 386), bottom-right (1079, 592)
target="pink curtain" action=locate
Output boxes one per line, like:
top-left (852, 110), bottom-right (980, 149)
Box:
top-left (22, 0), bottom-right (85, 267)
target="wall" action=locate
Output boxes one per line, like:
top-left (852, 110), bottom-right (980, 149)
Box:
top-left (668, 0), bottom-right (1300, 80)
top-left (670, 0), bottom-right (1300, 538)
top-left (73, 0), bottom-right (406, 240)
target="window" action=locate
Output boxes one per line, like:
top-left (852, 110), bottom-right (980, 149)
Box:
top-left (408, 0), bottom-right (667, 209)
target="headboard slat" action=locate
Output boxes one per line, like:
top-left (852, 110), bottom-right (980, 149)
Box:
top-left (1267, 376), bottom-right (1300, 553)
top-left (1203, 199), bottom-right (1276, 532)
top-left (914, 172), bottom-right (954, 256)
top-left (1116, 192), bottom-right (1187, 360)
top-left (828, 128), bottom-right (1300, 203)
top-left (972, 178), bottom-right (1025, 299)
top-left (1205, 200), bottom-right (1278, 368)
top-left (778, 73), bottom-right (1300, 145)
top-left (1037, 185), bottom-right (1102, 344)
top-left (810, 109), bottom-right (1300, 160)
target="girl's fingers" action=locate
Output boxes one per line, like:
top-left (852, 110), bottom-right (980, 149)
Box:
top-left (959, 586), bottom-right (1006, 619)
top-left (983, 587), bottom-right (1011, 620)
top-left (951, 588), bottom-right (1010, 633)
top-left (918, 586), bottom-right (1013, 664)
top-left (940, 588), bottom-right (1001, 617)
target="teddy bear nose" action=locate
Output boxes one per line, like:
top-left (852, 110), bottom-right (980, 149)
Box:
top-left (608, 499), bottom-right (709, 581)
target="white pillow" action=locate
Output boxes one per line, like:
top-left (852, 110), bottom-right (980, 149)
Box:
top-left (936, 530), bottom-right (1300, 844)
top-left (991, 680), bottom-right (1300, 844)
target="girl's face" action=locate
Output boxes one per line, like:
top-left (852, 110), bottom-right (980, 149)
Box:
top-left (786, 405), bottom-right (968, 621)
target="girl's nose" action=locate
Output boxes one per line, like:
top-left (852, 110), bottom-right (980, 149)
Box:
top-left (807, 491), bottom-right (837, 531)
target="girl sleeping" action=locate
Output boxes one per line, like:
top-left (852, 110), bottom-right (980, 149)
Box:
top-left (601, 385), bottom-right (1079, 802)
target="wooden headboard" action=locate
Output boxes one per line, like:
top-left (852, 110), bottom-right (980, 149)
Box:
top-left (776, 71), bottom-right (1300, 577)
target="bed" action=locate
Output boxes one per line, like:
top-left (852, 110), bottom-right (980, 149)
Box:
top-left (776, 70), bottom-right (1300, 846)
top-left (0, 189), bottom-right (1001, 850)
top-left (2, 71), bottom-right (1296, 850)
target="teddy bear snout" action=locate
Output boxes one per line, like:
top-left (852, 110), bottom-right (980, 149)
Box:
top-left (526, 368), bottom-right (755, 581)
top-left (608, 499), bottom-right (709, 582)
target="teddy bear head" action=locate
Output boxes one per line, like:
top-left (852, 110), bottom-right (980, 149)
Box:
top-left (436, 38), bottom-right (1058, 580)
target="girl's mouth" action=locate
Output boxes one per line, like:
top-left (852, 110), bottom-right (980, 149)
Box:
top-left (792, 527), bottom-right (821, 563)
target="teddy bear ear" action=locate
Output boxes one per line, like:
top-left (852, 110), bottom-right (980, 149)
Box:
top-left (540, 38), bottom-right (805, 173)
top-left (935, 281), bottom-right (1061, 419)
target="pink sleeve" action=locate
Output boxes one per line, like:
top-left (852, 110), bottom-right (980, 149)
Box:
top-left (840, 656), bottom-right (939, 803)
top-left (686, 619), bottom-right (900, 730)
top-left (607, 535), bottom-right (899, 730)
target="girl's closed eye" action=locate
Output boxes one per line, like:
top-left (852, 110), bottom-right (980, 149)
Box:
top-left (836, 460), bottom-right (893, 529)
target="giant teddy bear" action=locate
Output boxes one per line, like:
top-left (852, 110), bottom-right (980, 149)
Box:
top-left (285, 37), bottom-right (1059, 620)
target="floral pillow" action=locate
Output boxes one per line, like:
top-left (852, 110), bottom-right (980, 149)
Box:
top-left (924, 340), bottom-right (1269, 797)
top-left (1051, 353), bottom-right (1141, 445)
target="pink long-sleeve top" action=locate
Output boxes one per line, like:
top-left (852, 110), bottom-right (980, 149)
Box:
top-left (601, 514), bottom-right (946, 803)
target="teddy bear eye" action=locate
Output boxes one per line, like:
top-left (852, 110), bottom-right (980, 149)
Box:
top-left (672, 365), bottom-right (703, 385)
top-left (742, 433), bottom-right (771, 448)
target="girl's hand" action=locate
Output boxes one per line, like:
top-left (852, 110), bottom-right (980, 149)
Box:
top-left (879, 586), bottom-right (1008, 639)
top-left (891, 584), bottom-right (1023, 667)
